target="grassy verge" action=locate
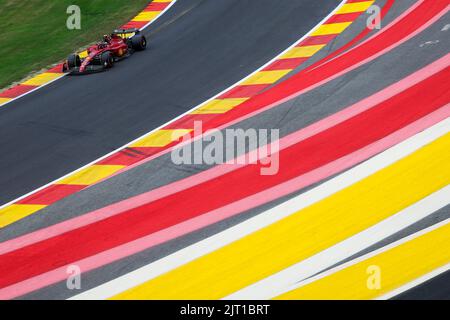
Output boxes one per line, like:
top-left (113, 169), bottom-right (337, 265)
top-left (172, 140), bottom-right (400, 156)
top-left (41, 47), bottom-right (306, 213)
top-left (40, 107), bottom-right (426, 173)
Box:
top-left (0, 0), bottom-right (149, 89)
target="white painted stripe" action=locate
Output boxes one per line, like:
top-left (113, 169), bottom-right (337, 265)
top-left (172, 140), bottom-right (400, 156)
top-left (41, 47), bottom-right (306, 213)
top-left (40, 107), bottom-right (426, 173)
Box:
top-left (0, 0), bottom-right (348, 214)
top-left (264, 218), bottom-right (450, 300)
top-left (226, 186), bottom-right (450, 299)
top-left (70, 117), bottom-right (450, 300)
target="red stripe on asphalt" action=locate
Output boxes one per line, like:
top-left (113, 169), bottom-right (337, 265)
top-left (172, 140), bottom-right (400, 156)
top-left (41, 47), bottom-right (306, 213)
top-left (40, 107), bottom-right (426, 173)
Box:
top-left (46, 64), bottom-right (64, 73)
top-left (120, 21), bottom-right (147, 29)
top-left (97, 148), bottom-right (154, 166)
top-left (297, 35), bottom-right (338, 47)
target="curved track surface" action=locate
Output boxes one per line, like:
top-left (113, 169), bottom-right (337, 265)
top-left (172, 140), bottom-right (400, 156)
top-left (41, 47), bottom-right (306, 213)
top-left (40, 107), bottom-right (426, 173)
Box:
top-left (0, 0), bottom-right (340, 205)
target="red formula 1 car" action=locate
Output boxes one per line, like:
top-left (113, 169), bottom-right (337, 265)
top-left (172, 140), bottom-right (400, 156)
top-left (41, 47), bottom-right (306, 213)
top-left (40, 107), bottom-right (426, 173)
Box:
top-left (62, 28), bottom-right (147, 74)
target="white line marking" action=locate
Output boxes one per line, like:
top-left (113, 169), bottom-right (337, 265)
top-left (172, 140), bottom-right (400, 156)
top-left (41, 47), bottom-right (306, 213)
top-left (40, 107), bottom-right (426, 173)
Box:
top-left (70, 117), bottom-right (450, 300)
top-left (0, 0), bottom-right (348, 211)
top-left (0, 74), bottom-right (66, 108)
top-left (0, 0), bottom-right (185, 209)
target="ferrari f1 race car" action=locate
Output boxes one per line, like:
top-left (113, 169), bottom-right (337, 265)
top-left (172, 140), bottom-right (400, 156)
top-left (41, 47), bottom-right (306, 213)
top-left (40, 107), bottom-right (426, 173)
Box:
top-left (62, 28), bottom-right (147, 74)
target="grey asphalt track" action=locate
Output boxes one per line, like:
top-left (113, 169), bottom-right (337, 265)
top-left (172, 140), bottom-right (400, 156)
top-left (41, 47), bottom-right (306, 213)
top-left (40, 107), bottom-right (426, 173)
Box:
top-left (0, 0), bottom-right (340, 205)
top-left (16, 1), bottom-right (450, 300)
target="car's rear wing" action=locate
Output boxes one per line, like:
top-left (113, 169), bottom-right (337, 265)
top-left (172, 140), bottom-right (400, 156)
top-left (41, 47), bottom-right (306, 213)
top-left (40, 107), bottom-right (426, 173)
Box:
top-left (112, 28), bottom-right (141, 39)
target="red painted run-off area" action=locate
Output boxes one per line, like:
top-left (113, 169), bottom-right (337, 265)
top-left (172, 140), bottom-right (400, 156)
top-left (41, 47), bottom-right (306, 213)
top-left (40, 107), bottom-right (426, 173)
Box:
top-left (0, 0), bottom-right (449, 289)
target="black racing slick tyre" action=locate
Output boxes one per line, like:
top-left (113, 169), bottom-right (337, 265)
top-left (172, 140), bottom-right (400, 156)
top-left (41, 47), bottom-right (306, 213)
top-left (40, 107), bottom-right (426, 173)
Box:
top-left (67, 54), bottom-right (81, 68)
top-left (101, 51), bottom-right (114, 69)
top-left (131, 34), bottom-right (147, 51)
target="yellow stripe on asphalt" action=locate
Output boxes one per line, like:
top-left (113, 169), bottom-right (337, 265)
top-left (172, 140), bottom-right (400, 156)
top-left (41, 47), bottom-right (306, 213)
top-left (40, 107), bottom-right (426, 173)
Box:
top-left (191, 98), bottom-right (248, 114)
top-left (55, 165), bottom-right (125, 185)
top-left (121, 33), bottom-right (136, 39)
top-left (22, 73), bottom-right (63, 86)
top-left (241, 70), bottom-right (291, 85)
top-left (0, 204), bottom-right (47, 228)
top-left (277, 222), bottom-right (450, 300)
top-left (152, 0), bottom-right (171, 2)
top-left (280, 45), bottom-right (326, 59)
top-left (113, 134), bottom-right (450, 300)
top-left (0, 97), bottom-right (12, 105)
top-left (130, 129), bottom-right (192, 148)
top-left (311, 22), bottom-right (352, 36)
top-left (132, 11), bottom-right (160, 22)
top-left (336, 1), bottom-right (375, 15)
top-left (111, 133), bottom-right (450, 300)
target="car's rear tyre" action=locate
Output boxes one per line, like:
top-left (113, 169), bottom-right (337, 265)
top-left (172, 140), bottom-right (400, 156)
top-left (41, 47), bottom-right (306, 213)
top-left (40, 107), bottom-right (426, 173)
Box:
top-left (131, 34), bottom-right (147, 51)
top-left (67, 54), bottom-right (81, 68)
top-left (101, 51), bottom-right (114, 69)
